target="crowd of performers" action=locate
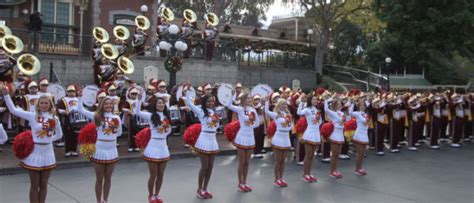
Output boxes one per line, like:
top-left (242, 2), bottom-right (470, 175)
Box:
top-left (0, 75), bottom-right (472, 202)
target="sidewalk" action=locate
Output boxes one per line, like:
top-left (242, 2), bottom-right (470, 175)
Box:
top-left (0, 134), bottom-right (270, 175)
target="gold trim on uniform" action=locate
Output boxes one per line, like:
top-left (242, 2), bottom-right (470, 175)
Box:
top-left (90, 158), bottom-right (119, 164)
top-left (143, 156), bottom-right (171, 163)
top-left (329, 139), bottom-right (344, 144)
top-left (271, 144), bottom-right (291, 150)
top-left (232, 141), bottom-right (255, 150)
top-left (352, 139), bottom-right (368, 145)
top-left (192, 147), bottom-right (220, 155)
top-left (20, 162), bottom-right (56, 171)
top-left (300, 139), bottom-right (320, 146)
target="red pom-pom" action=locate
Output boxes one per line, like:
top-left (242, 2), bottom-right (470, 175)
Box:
top-left (350, 88), bottom-right (361, 96)
top-left (295, 117), bottom-right (308, 134)
top-left (183, 124), bottom-right (202, 146)
top-left (12, 130), bottom-right (34, 159)
top-left (266, 121), bottom-right (277, 138)
top-left (135, 127), bottom-right (151, 149)
top-left (344, 118), bottom-right (357, 131)
top-left (316, 87), bottom-right (326, 95)
top-left (78, 122), bottom-right (97, 144)
top-left (224, 121), bottom-right (240, 142)
top-left (320, 122), bottom-right (334, 139)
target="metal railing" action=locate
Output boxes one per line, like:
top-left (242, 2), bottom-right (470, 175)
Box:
top-left (238, 50), bottom-right (314, 69)
top-left (323, 64), bottom-right (389, 91)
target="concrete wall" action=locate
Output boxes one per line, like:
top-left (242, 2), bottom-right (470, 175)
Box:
top-left (34, 55), bottom-right (316, 89)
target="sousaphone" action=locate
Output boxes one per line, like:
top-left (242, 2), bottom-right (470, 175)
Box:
top-left (100, 43), bottom-right (119, 60)
top-left (135, 15), bottom-right (150, 30)
top-left (1, 35), bottom-right (24, 54)
top-left (205, 13), bottom-right (219, 27)
top-left (93, 27), bottom-right (109, 43)
top-left (0, 25), bottom-right (12, 41)
top-left (113, 25), bottom-right (130, 40)
top-left (160, 6), bottom-right (175, 22)
top-left (17, 54), bottom-right (41, 75)
top-left (117, 56), bottom-right (134, 74)
top-left (183, 9), bottom-right (197, 23)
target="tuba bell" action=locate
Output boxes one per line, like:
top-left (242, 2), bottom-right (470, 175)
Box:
top-left (117, 56), bottom-right (134, 74)
top-left (183, 9), bottom-right (197, 23)
top-left (113, 25), bottom-right (130, 40)
top-left (1, 35), bottom-right (24, 54)
top-left (205, 13), bottom-right (219, 27)
top-left (17, 54), bottom-right (41, 75)
top-left (135, 15), bottom-right (150, 30)
top-left (93, 27), bottom-right (109, 43)
top-left (160, 7), bottom-right (175, 22)
top-left (0, 25), bottom-right (12, 41)
top-left (100, 43), bottom-right (119, 60)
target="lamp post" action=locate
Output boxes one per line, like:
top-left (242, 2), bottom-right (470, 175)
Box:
top-left (140, 5), bottom-right (148, 14)
top-left (307, 28), bottom-right (313, 47)
top-left (158, 24), bottom-right (189, 87)
top-left (385, 57), bottom-right (391, 90)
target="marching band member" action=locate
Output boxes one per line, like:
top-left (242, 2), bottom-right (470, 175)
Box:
top-left (156, 16), bottom-right (169, 57)
top-left (252, 95), bottom-right (266, 158)
top-left (0, 46), bottom-right (17, 82)
top-left (121, 87), bottom-right (146, 152)
top-left (226, 92), bottom-right (260, 192)
top-left (135, 97), bottom-right (171, 203)
top-left (373, 95), bottom-right (389, 155)
top-left (388, 95), bottom-right (405, 152)
top-left (38, 78), bottom-right (52, 98)
top-left (203, 22), bottom-right (218, 60)
top-left (450, 94), bottom-right (465, 148)
top-left (78, 95), bottom-right (123, 203)
top-left (104, 83), bottom-right (121, 115)
top-left (184, 90), bottom-right (220, 199)
top-left (113, 38), bottom-right (127, 57)
top-left (324, 95), bottom-right (346, 179)
top-left (297, 93), bottom-right (322, 183)
top-left (407, 96), bottom-right (423, 151)
top-left (132, 27), bottom-right (148, 56)
top-left (439, 92), bottom-right (452, 142)
top-left (264, 94), bottom-right (293, 187)
top-left (92, 41), bottom-right (103, 86)
top-left (228, 82), bottom-right (243, 123)
top-left (463, 94), bottom-right (472, 142)
top-left (349, 99), bottom-right (370, 176)
top-left (155, 80), bottom-right (171, 108)
top-left (429, 95), bottom-right (443, 149)
top-left (57, 85), bottom-right (84, 157)
top-left (1, 84), bottom-right (63, 203)
top-left (181, 19), bottom-right (194, 58)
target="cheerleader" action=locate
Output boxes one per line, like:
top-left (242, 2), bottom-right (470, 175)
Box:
top-left (349, 100), bottom-right (369, 176)
top-left (297, 93), bottom-right (322, 183)
top-left (78, 96), bottom-right (122, 203)
top-left (184, 91), bottom-right (220, 199)
top-left (0, 123), bottom-right (6, 145)
top-left (264, 95), bottom-right (293, 187)
top-left (324, 96), bottom-right (346, 179)
top-left (1, 85), bottom-right (63, 203)
top-left (135, 97), bottom-right (171, 203)
top-left (225, 92), bottom-right (260, 192)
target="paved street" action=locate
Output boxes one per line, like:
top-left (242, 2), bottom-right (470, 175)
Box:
top-left (1, 142), bottom-right (473, 203)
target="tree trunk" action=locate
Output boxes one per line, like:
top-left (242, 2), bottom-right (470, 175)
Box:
top-left (314, 31), bottom-right (330, 85)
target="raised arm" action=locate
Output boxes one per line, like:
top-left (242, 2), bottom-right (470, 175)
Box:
top-left (324, 98), bottom-right (337, 118)
top-left (134, 99), bottom-right (152, 121)
top-left (349, 103), bottom-right (355, 116)
top-left (185, 92), bottom-right (204, 118)
top-left (297, 102), bottom-right (307, 116)
top-left (52, 117), bottom-right (63, 142)
top-left (77, 97), bottom-right (95, 120)
top-left (226, 94), bottom-right (243, 114)
top-left (264, 101), bottom-right (277, 119)
top-left (3, 94), bottom-right (34, 121)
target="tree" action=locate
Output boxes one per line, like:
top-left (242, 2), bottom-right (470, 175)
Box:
top-left (164, 0), bottom-right (273, 27)
top-left (297, 0), bottom-right (382, 84)
top-left (371, 0), bottom-right (474, 84)
top-left (330, 20), bottom-right (368, 66)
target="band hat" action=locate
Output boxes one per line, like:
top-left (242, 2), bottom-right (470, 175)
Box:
top-left (235, 82), bottom-right (242, 88)
top-left (28, 81), bottom-right (38, 89)
top-left (66, 85), bottom-right (76, 91)
top-left (39, 78), bottom-right (49, 85)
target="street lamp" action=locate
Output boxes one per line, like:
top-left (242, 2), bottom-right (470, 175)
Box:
top-left (307, 29), bottom-right (313, 47)
top-left (140, 5), bottom-right (148, 14)
top-left (157, 23), bottom-right (189, 87)
top-left (385, 57), bottom-right (391, 90)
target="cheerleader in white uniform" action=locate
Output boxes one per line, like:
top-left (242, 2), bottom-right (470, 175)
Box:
top-left (2, 85), bottom-right (63, 203)
top-left (0, 123), bottom-right (7, 145)
top-left (226, 92), bottom-right (260, 192)
top-left (264, 97), bottom-right (293, 187)
top-left (135, 97), bottom-right (171, 203)
top-left (349, 101), bottom-right (369, 176)
top-left (78, 97), bottom-right (122, 203)
top-left (297, 93), bottom-right (322, 183)
top-left (324, 96), bottom-right (346, 179)
top-left (184, 91), bottom-right (220, 199)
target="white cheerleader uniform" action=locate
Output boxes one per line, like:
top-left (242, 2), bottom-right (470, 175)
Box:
top-left (297, 102), bottom-right (322, 145)
top-left (226, 98), bottom-right (260, 149)
top-left (349, 105), bottom-right (369, 145)
top-left (0, 123), bottom-right (7, 144)
top-left (79, 98), bottom-right (122, 164)
top-left (265, 101), bottom-right (293, 150)
top-left (324, 99), bottom-right (346, 144)
top-left (135, 100), bottom-right (172, 162)
top-left (185, 93), bottom-right (220, 154)
top-left (5, 95), bottom-right (63, 170)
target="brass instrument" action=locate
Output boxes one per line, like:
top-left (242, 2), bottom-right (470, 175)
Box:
top-left (100, 43), bottom-right (119, 60)
top-left (135, 15), bottom-right (151, 30)
top-left (0, 25), bottom-right (12, 40)
top-left (1, 35), bottom-right (24, 54)
top-left (93, 27), bottom-right (109, 43)
top-left (183, 9), bottom-right (197, 23)
top-left (160, 7), bottom-right (175, 22)
top-left (113, 26), bottom-right (130, 40)
top-left (205, 13), bottom-right (219, 27)
top-left (117, 56), bottom-right (134, 74)
top-left (17, 54), bottom-right (41, 75)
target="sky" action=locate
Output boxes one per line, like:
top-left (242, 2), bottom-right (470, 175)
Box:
top-left (261, 0), bottom-right (305, 28)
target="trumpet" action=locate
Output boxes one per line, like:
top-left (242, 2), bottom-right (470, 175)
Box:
top-left (160, 6), bottom-right (175, 22)
top-left (117, 56), bottom-right (134, 74)
top-left (17, 54), bottom-right (41, 75)
top-left (183, 9), bottom-right (197, 23)
top-left (113, 26), bottom-right (130, 41)
top-left (100, 43), bottom-right (119, 60)
top-left (1, 35), bottom-right (24, 54)
top-left (93, 27), bottom-right (109, 43)
top-left (205, 13), bottom-right (219, 27)
top-left (135, 15), bottom-right (150, 30)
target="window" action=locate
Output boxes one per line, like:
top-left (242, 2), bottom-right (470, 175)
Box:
top-left (39, 0), bottom-right (72, 43)
top-left (0, 6), bottom-right (13, 18)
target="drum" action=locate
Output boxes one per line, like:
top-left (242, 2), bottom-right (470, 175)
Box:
top-left (68, 110), bottom-right (88, 131)
top-left (47, 83), bottom-right (65, 104)
top-left (82, 85), bottom-right (99, 107)
top-left (169, 105), bottom-right (180, 121)
top-left (134, 115), bottom-right (149, 129)
top-left (251, 84), bottom-right (272, 98)
top-left (176, 85), bottom-right (196, 102)
top-left (217, 83), bottom-right (233, 105)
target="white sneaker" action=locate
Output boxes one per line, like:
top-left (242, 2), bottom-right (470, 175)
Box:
top-left (450, 143), bottom-right (461, 148)
top-left (463, 138), bottom-right (471, 142)
top-left (65, 152), bottom-right (71, 157)
top-left (184, 144), bottom-right (190, 148)
top-left (439, 138), bottom-right (449, 142)
top-left (369, 146), bottom-right (376, 150)
top-left (296, 161), bottom-right (304, 166)
top-left (253, 154), bottom-right (263, 158)
top-left (128, 148), bottom-right (133, 152)
top-left (390, 149), bottom-right (400, 153)
top-left (290, 147), bottom-right (295, 151)
top-left (134, 148), bottom-right (140, 151)
top-left (56, 142), bottom-right (65, 147)
top-left (407, 147), bottom-right (418, 151)
top-left (321, 158), bottom-right (330, 163)
top-left (338, 154), bottom-right (350, 160)
top-left (414, 143), bottom-right (421, 147)
top-left (430, 145), bottom-right (440, 149)
top-left (71, 152), bottom-right (79, 156)
top-left (375, 151), bottom-right (385, 156)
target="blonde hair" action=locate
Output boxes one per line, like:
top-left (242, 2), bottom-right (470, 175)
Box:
top-left (274, 98), bottom-right (290, 117)
top-left (94, 97), bottom-right (111, 126)
top-left (239, 92), bottom-right (250, 107)
top-left (35, 95), bottom-right (56, 120)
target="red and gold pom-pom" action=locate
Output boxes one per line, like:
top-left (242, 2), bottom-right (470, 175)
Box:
top-left (344, 118), bottom-right (357, 131)
top-left (48, 119), bottom-right (56, 129)
top-left (295, 117), bottom-right (308, 134)
top-left (135, 127), bottom-right (151, 149)
top-left (78, 122), bottom-right (97, 144)
top-left (224, 121), bottom-right (240, 142)
top-left (79, 144), bottom-right (96, 161)
top-left (266, 121), bottom-right (276, 138)
top-left (183, 124), bottom-right (202, 146)
top-left (316, 87), bottom-right (326, 96)
top-left (320, 122), bottom-right (334, 139)
top-left (12, 130), bottom-right (34, 160)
